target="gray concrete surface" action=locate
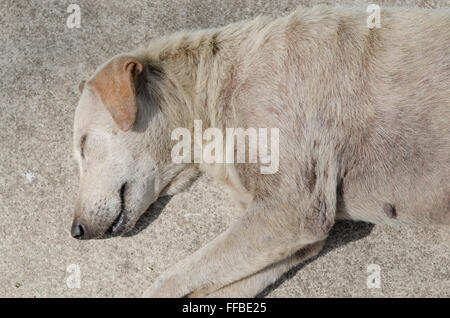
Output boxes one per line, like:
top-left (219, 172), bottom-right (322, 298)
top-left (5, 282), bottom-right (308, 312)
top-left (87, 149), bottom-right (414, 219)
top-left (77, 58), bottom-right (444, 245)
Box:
top-left (0, 0), bottom-right (449, 298)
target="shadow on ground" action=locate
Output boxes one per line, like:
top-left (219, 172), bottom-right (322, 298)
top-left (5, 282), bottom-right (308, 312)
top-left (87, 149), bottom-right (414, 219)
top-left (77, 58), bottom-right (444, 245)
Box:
top-left (124, 196), bottom-right (375, 297)
top-left (257, 220), bottom-right (375, 297)
top-left (122, 195), bottom-right (173, 237)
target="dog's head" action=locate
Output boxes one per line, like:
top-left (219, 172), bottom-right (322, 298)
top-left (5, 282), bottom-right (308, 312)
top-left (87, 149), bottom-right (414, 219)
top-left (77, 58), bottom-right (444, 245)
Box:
top-left (71, 55), bottom-right (197, 240)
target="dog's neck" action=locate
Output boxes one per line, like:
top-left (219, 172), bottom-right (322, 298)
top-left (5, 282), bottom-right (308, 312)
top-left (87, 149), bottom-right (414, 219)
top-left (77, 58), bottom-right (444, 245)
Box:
top-left (135, 19), bottom-right (267, 132)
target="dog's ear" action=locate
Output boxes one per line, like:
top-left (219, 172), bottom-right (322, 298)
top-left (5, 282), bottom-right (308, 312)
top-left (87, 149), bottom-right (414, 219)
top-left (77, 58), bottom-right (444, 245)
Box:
top-left (79, 80), bottom-right (86, 93)
top-left (79, 72), bottom-right (94, 94)
top-left (89, 56), bottom-right (143, 132)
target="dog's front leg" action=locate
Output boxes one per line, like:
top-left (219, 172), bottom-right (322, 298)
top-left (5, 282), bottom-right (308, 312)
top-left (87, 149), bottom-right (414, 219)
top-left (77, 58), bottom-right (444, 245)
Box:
top-left (143, 199), bottom-right (331, 298)
top-left (199, 240), bottom-right (325, 298)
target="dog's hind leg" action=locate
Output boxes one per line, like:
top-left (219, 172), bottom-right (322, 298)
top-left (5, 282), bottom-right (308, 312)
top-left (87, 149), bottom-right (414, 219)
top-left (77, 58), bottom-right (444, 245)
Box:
top-left (193, 240), bottom-right (325, 298)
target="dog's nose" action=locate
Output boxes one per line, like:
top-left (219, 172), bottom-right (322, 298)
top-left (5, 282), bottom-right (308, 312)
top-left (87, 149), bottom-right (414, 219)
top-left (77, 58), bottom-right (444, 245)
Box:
top-left (71, 222), bottom-right (86, 239)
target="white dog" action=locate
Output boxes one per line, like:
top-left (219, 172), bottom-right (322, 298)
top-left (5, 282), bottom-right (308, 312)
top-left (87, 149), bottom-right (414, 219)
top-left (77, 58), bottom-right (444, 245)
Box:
top-left (72, 6), bottom-right (449, 297)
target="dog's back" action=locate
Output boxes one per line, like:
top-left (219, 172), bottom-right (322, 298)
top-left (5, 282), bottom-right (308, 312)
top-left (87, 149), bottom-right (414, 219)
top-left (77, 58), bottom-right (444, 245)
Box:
top-left (218, 7), bottom-right (450, 226)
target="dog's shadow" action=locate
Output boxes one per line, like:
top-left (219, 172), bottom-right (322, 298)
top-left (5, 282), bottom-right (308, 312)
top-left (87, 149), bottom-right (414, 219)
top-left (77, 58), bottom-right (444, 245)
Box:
top-left (122, 195), bottom-right (173, 237)
top-left (124, 197), bottom-right (374, 297)
top-left (257, 220), bottom-right (375, 297)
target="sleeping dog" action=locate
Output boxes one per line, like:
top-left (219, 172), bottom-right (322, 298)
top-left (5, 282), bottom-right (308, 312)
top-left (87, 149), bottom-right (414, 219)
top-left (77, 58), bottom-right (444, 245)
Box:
top-left (71, 6), bottom-right (449, 297)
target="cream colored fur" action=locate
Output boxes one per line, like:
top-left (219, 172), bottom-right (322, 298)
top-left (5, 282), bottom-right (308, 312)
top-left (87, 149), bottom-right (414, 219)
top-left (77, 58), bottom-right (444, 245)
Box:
top-left (72, 6), bottom-right (449, 297)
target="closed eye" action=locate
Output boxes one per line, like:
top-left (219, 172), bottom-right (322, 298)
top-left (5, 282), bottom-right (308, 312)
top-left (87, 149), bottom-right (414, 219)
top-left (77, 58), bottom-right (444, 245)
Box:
top-left (80, 134), bottom-right (87, 159)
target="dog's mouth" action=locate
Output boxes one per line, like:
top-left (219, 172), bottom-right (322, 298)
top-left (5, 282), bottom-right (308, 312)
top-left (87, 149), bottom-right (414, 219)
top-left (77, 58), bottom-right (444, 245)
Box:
top-left (105, 182), bottom-right (128, 237)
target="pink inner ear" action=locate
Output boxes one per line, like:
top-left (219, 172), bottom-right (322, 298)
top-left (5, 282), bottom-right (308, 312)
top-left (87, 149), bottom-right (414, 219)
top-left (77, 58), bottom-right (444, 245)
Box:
top-left (124, 60), bottom-right (143, 77)
top-left (119, 121), bottom-right (133, 132)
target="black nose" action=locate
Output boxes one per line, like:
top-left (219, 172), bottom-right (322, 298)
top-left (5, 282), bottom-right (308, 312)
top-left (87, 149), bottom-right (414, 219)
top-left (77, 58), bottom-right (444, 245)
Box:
top-left (71, 222), bottom-right (86, 239)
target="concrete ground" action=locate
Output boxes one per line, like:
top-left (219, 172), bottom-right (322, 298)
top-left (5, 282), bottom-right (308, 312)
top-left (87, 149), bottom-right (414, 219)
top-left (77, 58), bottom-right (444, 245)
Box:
top-left (0, 0), bottom-right (449, 298)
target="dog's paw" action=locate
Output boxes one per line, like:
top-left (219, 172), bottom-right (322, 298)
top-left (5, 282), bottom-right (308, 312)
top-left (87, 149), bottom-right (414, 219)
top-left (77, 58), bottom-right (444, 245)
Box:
top-left (142, 272), bottom-right (186, 298)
